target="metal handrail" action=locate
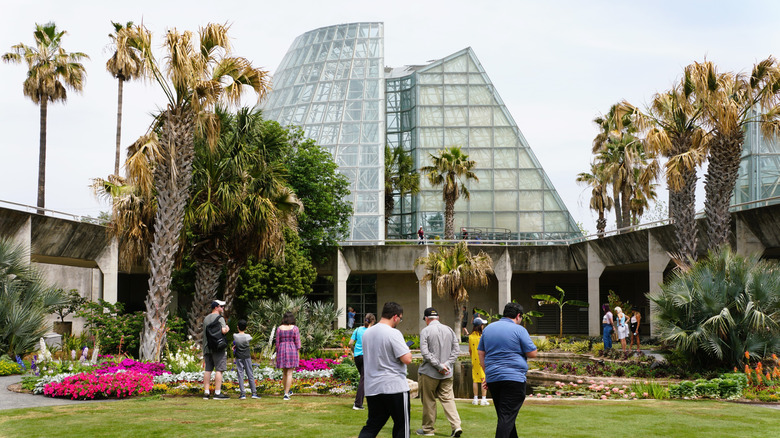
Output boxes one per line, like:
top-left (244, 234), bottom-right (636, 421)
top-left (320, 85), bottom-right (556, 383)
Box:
top-left (0, 199), bottom-right (105, 224)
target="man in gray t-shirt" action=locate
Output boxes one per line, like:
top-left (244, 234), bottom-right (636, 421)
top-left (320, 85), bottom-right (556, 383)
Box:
top-left (202, 300), bottom-right (229, 400)
top-left (358, 302), bottom-right (412, 438)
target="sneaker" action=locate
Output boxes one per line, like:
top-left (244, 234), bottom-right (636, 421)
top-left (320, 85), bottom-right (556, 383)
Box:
top-left (203, 392), bottom-right (210, 400)
top-left (238, 394), bottom-right (246, 400)
top-left (251, 394), bottom-right (261, 399)
top-left (352, 404), bottom-right (365, 410)
top-left (451, 428), bottom-right (463, 437)
top-left (283, 394), bottom-right (291, 401)
top-left (480, 399), bottom-right (490, 406)
top-left (415, 430), bottom-right (434, 436)
top-left (213, 393), bottom-right (229, 400)
top-left (471, 398), bottom-right (479, 405)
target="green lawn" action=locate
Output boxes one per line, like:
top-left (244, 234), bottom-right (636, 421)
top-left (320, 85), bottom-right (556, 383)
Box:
top-left (0, 395), bottom-right (778, 437)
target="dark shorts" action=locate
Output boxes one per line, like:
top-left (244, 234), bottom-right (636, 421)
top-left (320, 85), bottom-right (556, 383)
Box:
top-left (630, 323), bottom-right (638, 333)
top-left (462, 320), bottom-right (468, 328)
top-left (205, 350), bottom-right (227, 372)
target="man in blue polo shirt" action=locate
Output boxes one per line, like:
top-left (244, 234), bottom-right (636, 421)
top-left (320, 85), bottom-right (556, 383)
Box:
top-left (477, 302), bottom-right (538, 438)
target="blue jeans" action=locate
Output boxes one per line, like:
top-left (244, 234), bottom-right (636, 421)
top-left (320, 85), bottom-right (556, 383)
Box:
top-left (602, 323), bottom-right (613, 350)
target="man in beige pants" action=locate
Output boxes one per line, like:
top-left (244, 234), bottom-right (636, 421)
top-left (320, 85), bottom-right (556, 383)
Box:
top-left (416, 307), bottom-right (462, 437)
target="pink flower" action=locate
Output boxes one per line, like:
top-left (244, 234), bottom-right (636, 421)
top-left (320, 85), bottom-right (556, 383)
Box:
top-left (576, 380), bottom-right (584, 384)
top-left (600, 395), bottom-right (607, 400)
top-left (643, 392), bottom-right (649, 398)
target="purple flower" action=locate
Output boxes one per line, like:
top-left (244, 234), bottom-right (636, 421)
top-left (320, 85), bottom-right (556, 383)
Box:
top-left (15, 356), bottom-right (25, 371)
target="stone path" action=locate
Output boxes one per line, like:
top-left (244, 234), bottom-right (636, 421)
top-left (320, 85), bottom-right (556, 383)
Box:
top-left (0, 375), bottom-right (111, 411)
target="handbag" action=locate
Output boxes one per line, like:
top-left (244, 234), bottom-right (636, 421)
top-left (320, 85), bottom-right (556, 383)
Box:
top-left (611, 330), bottom-right (618, 342)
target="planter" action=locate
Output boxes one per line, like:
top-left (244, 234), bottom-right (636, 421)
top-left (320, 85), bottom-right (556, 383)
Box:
top-left (53, 321), bottom-right (72, 337)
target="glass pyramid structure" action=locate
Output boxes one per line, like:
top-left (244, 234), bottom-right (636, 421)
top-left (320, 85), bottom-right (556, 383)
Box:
top-left (262, 23), bottom-right (579, 241)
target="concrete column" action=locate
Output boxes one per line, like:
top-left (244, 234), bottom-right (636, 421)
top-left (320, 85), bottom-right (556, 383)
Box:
top-left (415, 247), bottom-right (432, 334)
top-left (494, 249), bottom-right (512, 313)
top-left (735, 217), bottom-right (765, 258)
top-left (12, 216), bottom-right (32, 264)
top-left (95, 237), bottom-right (118, 303)
top-left (335, 249), bottom-right (351, 329)
top-left (648, 233), bottom-right (670, 337)
top-left (587, 244), bottom-right (606, 337)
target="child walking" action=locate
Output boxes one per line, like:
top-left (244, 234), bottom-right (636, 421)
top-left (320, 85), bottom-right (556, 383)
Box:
top-left (468, 317), bottom-right (489, 405)
top-left (234, 319), bottom-right (260, 400)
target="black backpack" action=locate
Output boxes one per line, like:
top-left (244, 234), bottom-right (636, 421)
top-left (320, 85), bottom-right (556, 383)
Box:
top-left (205, 318), bottom-right (227, 351)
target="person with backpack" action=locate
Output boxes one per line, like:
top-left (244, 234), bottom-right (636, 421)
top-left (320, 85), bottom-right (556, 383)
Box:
top-left (203, 300), bottom-right (230, 400)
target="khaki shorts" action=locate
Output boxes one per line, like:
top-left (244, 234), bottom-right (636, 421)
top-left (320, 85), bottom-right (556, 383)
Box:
top-left (204, 350), bottom-right (227, 372)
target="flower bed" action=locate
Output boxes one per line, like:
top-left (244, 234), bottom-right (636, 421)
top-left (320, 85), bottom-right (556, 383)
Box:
top-left (43, 371), bottom-right (154, 400)
top-left (95, 358), bottom-right (169, 376)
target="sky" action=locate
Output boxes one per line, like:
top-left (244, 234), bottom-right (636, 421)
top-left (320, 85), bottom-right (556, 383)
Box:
top-left (2, 0), bottom-right (779, 234)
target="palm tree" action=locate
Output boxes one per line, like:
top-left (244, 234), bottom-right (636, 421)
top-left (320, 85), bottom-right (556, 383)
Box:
top-left (122, 23), bottom-right (269, 361)
top-left (0, 239), bottom-right (68, 357)
top-left (649, 246), bottom-right (780, 368)
top-left (415, 241), bottom-right (494, 333)
top-left (384, 145), bottom-right (419, 238)
top-left (689, 59), bottom-right (780, 250)
top-left (185, 108), bottom-right (301, 341)
top-left (106, 21), bottom-right (145, 176)
top-left (576, 162), bottom-right (613, 236)
top-left (420, 146), bottom-right (478, 239)
top-left (621, 76), bottom-right (708, 261)
top-left (3, 23), bottom-right (88, 211)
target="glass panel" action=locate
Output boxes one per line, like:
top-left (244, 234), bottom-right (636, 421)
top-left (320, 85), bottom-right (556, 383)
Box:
top-left (361, 123), bottom-right (378, 143)
top-left (331, 81), bottom-right (347, 100)
top-left (469, 73), bottom-right (486, 84)
top-left (444, 128), bottom-right (468, 146)
top-left (518, 191), bottom-right (543, 210)
top-left (340, 123), bottom-right (361, 144)
top-left (469, 191), bottom-right (493, 210)
top-left (469, 86), bottom-right (493, 105)
top-left (494, 149), bottom-right (517, 168)
top-left (360, 143), bottom-right (379, 165)
top-left (444, 73), bottom-right (468, 84)
top-left (419, 107), bottom-right (443, 126)
top-left (518, 212), bottom-right (543, 232)
top-left (494, 127), bottom-right (518, 148)
top-left (320, 124), bottom-right (340, 144)
top-left (494, 170), bottom-right (519, 190)
top-left (387, 113), bottom-right (399, 130)
top-left (419, 192), bottom-right (442, 210)
top-left (494, 108), bottom-right (511, 126)
top-left (496, 212), bottom-right (517, 229)
top-left (337, 61), bottom-right (352, 78)
top-left (469, 128), bottom-right (492, 147)
top-left (314, 82), bottom-right (332, 101)
top-left (348, 80), bottom-right (364, 100)
top-left (365, 80), bottom-right (379, 99)
top-left (420, 128), bottom-right (443, 147)
top-left (544, 191), bottom-right (562, 211)
top-left (518, 149), bottom-right (535, 167)
top-left (444, 107), bottom-right (467, 125)
top-left (544, 212), bottom-right (570, 232)
top-left (322, 62), bottom-right (337, 81)
top-left (466, 55), bottom-right (480, 72)
top-left (443, 86), bottom-right (467, 104)
top-left (353, 216), bottom-right (379, 240)
top-left (518, 170), bottom-right (542, 189)
top-left (356, 192), bottom-right (379, 213)
top-left (443, 55), bottom-right (467, 72)
top-left (336, 145), bottom-right (358, 166)
top-left (357, 169), bottom-right (379, 190)
top-left (470, 107), bottom-right (492, 126)
top-left (292, 106), bottom-right (307, 124)
top-left (495, 192), bottom-right (518, 211)
top-left (346, 101), bottom-right (362, 121)
top-left (468, 148), bottom-right (492, 167)
top-left (471, 170), bottom-right (491, 189)
top-left (363, 101), bottom-right (379, 121)
top-left (470, 213), bottom-right (493, 228)
top-left (418, 73), bottom-right (442, 85)
top-left (341, 38), bottom-right (354, 59)
top-left (325, 102), bottom-right (344, 122)
top-left (351, 59), bottom-right (365, 78)
top-left (419, 86), bottom-right (443, 105)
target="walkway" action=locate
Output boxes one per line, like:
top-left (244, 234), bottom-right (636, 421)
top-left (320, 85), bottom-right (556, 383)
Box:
top-left (0, 375), bottom-right (110, 411)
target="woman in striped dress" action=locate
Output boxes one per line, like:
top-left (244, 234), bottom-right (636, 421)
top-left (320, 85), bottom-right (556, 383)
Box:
top-left (275, 311), bottom-right (301, 400)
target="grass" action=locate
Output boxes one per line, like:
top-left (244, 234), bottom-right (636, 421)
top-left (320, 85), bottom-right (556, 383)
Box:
top-left (0, 395), bottom-right (778, 437)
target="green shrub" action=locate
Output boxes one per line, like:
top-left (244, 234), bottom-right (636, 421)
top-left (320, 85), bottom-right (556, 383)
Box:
top-left (0, 359), bottom-right (21, 376)
top-left (718, 372), bottom-right (747, 399)
top-left (694, 379), bottom-right (721, 398)
top-left (77, 300), bottom-right (144, 356)
top-left (21, 375), bottom-right (39, 391)
top-left (404, 335), bottom-right (419, 350)
top-left (630, 381), bottom-right (669, 399)
top-left (332, 363), bottom-right (360, 385)
top-left (534, 338), bottom-right (553, 352)
top-left (649, 247), bottom-right (780, 369)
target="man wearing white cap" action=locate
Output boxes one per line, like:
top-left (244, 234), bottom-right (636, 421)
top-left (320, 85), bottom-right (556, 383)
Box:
top-left (203, 300), bottom-right (229, 400)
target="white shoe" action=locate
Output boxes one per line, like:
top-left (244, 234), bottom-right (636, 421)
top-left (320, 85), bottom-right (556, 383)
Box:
top-left (471, 398), bottom-right (479, 405)
top-left (480, 399), bottom-right (490, 406)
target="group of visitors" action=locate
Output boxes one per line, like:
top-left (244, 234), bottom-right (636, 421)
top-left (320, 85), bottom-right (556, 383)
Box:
top-left (201, 299), bottom-right (538, 438)
top-left (354, 301), bottom-right (537, 438)
top-left (201, 300), bottom-right (301, 401)
top-left (601, 304), bottom-right (641, 352)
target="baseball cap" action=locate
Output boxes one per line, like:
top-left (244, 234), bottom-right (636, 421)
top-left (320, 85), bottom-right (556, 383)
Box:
top-left (423, 307), bottom-right (438, 319)
top-left (473, 317), bottom-right (487, 326)
top-left (211, 300), bottom-right (226, 309)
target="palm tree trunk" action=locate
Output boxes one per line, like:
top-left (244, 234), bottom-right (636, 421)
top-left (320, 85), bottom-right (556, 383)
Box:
top-left (670, 168), bottom-right (698, 261)
top-left (596, 212), bottom-right (606, 237)
top-left (444, 196), bottom-right (455, 240)
top-left (612, 183), bottom-right (622, 229)
top-left (140, 108), bottom-right (196, 361)
top-left (115, 78), bottom-right (124, 176)
top-left (621, 184), bottom-right (631, 230)
top-left (703, 133), bottom-right (743, 250)
top-left (453, 300), bottom-right (462, 335)
top-left (222, 260), bottom-right (242, 317)
top-left (187, 261), bottom-right (222, 344)
top-left (37, 99), bottom-right (48, 213)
